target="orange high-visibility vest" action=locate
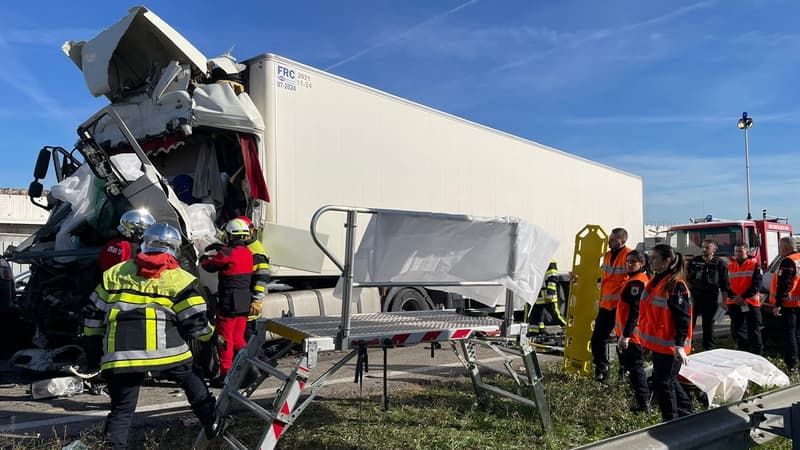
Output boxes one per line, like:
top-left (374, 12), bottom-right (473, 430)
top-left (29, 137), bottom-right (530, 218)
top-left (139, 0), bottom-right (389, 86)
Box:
top-left (770, 253), bottom-right (800, 308)
top-left (726, 257), bottom-right (760, 307)
top-left (639, 276), bottom-right (693, 355)
top-left (599, 247), bottom-right (632, 310)
top-left (614, 272), bottom-right (650, 345)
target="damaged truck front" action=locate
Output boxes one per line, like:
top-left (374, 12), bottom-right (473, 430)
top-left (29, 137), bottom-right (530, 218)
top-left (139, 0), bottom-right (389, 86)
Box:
top-left (5, 7), bottom-right (272, 350)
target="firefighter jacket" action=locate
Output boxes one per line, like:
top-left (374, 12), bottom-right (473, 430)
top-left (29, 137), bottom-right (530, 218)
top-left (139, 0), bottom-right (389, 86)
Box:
top-left (535, 260), bottom-right (559, 305)
top-left (726, 257), bottom-right (762, 307)
top-left (638, 272), bottom-right (693, 356)
top-left (82, 253), bottom-right (214, 374)
top-left (770, 252), bottom-right (800, 308)
top-left (201, 240), bottom-right (253, 317)
top-left (687, 255), bottom-right (729, 298)
top-left (600, 246), bottom-right (632, 310)
top-left (614, 270), bottom-right (649, 344)
top-left (99, 238), bottom-right (133, 272)
top-left (245, 236), bottom-right (271, 300)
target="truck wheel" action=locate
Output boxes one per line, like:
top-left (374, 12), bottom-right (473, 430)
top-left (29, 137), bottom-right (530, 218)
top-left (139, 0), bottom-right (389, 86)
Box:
top-left (386, 287), bottom-right (433, 312)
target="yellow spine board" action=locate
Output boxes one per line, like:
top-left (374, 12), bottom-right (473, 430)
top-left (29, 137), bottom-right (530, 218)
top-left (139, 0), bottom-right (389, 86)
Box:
top-left (562, 225), bottom-right (608, 377)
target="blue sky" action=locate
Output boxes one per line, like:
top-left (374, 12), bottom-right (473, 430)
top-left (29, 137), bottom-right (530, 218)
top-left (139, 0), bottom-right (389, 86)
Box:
top-left (1, 0), bottom-right (799, 225)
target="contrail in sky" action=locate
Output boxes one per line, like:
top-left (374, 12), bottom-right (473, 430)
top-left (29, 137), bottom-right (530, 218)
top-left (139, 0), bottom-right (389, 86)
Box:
top-left (326, 0), bottom-right (480, 71)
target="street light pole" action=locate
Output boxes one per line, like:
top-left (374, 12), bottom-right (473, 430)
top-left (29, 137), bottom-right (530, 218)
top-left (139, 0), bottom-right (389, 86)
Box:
top-left (737, 112), bottom-right (754, 220)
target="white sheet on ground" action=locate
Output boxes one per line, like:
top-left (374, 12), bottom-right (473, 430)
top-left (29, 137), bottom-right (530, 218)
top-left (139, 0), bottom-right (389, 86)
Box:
top-left (679, 348), bottom-right (790, 407)
top-left (335, 212), bottom-right (558, 309)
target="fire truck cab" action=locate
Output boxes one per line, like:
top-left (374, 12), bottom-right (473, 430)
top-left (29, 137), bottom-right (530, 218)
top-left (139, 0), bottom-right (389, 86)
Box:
top-left (665, 213), bottom-right (793, 268)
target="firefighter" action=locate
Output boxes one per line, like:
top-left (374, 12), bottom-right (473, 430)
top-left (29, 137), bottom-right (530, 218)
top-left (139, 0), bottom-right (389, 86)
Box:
top-left (726, 241), bottom-right (763, 355)
top-left (235, 216), bottom-right (271, 341)
top-left (770, 236), bottom-right (800, 372)
top-left (614, 250), bottom-right (650, 413)
top-left (590, 228), bottom-right (632, 382)
top-left (527, 259), bottom-right (565, 336)
top-left (82, 223), bottom-right (221, 449)
top-left (687, 239), bottom-right (729, 350)
top-left (639, 244), bottom-right (693, 422)
top-left (201, 218), bottom-right (254, 382)
top-left (99, 209), bottom-right (155, 271)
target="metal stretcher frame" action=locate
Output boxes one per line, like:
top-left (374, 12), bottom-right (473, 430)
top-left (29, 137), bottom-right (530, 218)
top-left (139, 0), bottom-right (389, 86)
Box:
top-left (196, 206), bottom-right (553, 449)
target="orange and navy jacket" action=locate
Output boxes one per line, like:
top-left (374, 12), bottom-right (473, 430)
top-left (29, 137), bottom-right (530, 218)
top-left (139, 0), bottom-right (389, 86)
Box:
top-left (201, 240), bottom-right (253, 317)
top-left (771, 252), bottom-right (800, 308)
top-left (726, 257), bottom-right (762, 307)
top-left (614, 270), bottom-right (649, 344)
top-left (600, 246), bottom-right (632, 310)
top-left (638, 272), bottom-right (693, 355)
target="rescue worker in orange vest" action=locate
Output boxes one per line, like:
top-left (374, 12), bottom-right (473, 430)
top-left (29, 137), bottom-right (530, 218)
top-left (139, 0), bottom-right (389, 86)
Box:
top-left (590, 228), bottom-right (632, 382)
top-left (770, 236), bottom-right (800, 372)
top-left (639, 244), bottom-right (693, 422)
top-left (614, 250), bottom-right (650, 413)
top-left (726, 241), bottom-right (763, 355)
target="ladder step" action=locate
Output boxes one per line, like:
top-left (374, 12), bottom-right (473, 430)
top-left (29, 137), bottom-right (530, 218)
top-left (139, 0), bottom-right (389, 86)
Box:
top-left (228, 390), bottom-right (278, 422)
top-left (247, 356), bottom-right (288, 382)
top-left (221, 431), bottom-right (249, 450)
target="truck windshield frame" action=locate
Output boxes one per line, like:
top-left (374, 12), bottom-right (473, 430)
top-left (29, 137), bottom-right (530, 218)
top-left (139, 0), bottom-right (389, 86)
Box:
top-left (666, 225), bottom-right (744, 258)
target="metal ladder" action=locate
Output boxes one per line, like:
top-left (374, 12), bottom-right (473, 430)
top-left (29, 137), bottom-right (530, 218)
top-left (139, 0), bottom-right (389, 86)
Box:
top-left (193, 320), bottom-right (298, 449)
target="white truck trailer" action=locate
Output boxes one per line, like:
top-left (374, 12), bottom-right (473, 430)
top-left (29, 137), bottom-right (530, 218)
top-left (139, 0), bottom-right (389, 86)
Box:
top-left (6, 7), bottom-right (643, 345)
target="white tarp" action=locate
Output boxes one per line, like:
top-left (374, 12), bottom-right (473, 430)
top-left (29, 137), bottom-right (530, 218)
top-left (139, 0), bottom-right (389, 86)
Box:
top-left (679, 348), bottom-right (790, 407)
top-left (335, 211), bottom-right (559, 309)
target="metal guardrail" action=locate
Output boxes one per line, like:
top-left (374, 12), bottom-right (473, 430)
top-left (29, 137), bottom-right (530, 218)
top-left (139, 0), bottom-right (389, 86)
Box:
top-left (575, 383), bottom-right (800, 449)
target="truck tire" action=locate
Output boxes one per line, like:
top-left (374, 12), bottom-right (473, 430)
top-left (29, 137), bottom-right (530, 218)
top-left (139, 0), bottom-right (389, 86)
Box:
top-left (386, 287), bottom-right (433, 312)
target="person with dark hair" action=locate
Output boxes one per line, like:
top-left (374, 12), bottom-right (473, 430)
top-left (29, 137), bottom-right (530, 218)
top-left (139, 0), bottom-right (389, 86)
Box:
top-left (769, 236), bottom-right (800, 372)
top-left (726, 242), bottom-right (763, 354)
top-left (591, 227), bottom-right (632, 382)
top-left (614, 250), bottom-right (650, 412)
top-left (687, 239), bottom-right (729, 350)
top-left (639, 243), bottom-right (694, 422)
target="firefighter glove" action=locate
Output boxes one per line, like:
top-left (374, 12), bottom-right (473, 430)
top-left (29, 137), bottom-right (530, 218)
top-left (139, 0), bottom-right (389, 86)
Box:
top-left (249, 300), bottom-right (263, 317)
top-left (216, 334), bottom-right (228, 351)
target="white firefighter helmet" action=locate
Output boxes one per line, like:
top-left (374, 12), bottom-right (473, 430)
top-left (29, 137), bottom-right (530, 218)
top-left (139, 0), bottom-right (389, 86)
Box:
top-left (225, 218), bottom-right (250, 239)
top-left (140, 223), bottom-right (182, 257)
top-left (117, 209), bottom-right (156, 240)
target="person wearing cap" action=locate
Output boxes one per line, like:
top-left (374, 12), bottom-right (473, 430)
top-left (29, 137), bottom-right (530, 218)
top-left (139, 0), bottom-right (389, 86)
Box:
top-left (201, 218), bottom-right (254, 382)
top-left (82, 223), bottom-right (222, 449)
top-left (235, 216), bottom-right (271, 340)
top-left (99, 209), bottom-right (155, 272)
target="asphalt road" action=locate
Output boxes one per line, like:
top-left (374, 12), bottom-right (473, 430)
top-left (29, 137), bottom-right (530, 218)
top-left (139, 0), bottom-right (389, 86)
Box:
top-left (0, 338), bottom-right (563, 441)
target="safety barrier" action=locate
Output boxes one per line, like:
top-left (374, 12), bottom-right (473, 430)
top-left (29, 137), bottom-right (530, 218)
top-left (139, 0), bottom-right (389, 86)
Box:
top-left (575, 383), bottom-right (800, 449)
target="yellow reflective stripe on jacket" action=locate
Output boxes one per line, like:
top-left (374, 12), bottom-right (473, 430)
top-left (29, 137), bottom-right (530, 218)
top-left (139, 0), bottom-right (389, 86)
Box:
top-left (101, 349), bottom-right (193, 371)
top-left (107, 309), bottom-right (119, 354)
top-left (104, 291), bottom-right (174, 309)
top-left (173, 295), bottom-right (206, 314)
top-left (83, 326), bottom-right (105, 336)
top-left (253, 285), bottom-right (266, 293)
top-left (253, 263), bottom-right (270, 271)
top-left (145, 308), bottom-right (157, 350)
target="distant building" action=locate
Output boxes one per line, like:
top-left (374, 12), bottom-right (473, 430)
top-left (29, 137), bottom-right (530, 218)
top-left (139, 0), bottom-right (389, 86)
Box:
top-left (0, 188), bottom-right (49, 274)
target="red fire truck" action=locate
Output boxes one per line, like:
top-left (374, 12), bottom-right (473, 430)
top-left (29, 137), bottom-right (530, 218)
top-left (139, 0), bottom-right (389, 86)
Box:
top-left (665, 212), bottom-right (793, 268)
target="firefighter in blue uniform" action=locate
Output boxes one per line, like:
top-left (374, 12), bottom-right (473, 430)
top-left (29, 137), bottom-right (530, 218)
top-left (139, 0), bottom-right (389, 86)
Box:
top-left (83, 223), bottom-right (221, 449)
